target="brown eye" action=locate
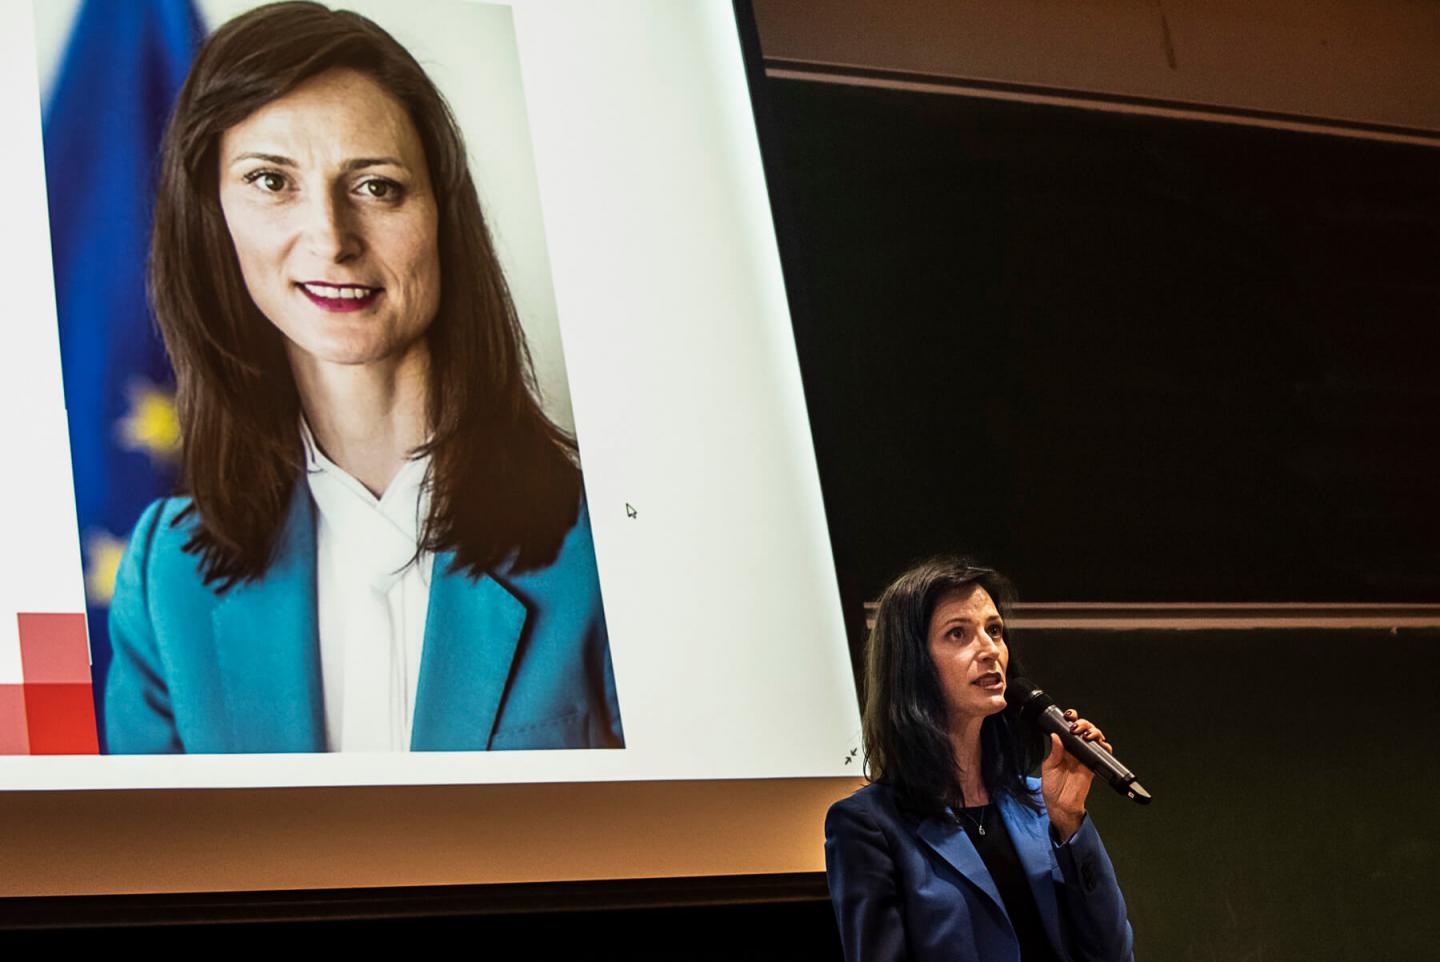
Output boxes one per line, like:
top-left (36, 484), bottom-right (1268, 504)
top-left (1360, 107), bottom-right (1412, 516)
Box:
top-left (361, 178), bottom-right (398, 199)
top-left (245, 170), bottom-right (288, 192)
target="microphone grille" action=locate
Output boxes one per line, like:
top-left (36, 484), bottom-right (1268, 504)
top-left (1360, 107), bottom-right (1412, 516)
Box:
top-left (1005, 677), bottom-right (1053, 718)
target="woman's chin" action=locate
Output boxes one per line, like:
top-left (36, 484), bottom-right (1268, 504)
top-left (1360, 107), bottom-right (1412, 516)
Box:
top-left (953, 692), bottom-right (1008, 723)
top-left (974, 691), bottom-right (1008, 717)
top-left (283, 329), bottom-right (421, 370)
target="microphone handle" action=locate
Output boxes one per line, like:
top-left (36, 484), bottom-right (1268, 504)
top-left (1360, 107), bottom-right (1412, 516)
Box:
top-left (1036, 704), bottom-right (1151, 804)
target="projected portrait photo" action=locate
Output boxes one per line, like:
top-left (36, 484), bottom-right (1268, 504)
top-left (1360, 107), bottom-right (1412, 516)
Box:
top-left (44, 1), bottom-right (622, 755)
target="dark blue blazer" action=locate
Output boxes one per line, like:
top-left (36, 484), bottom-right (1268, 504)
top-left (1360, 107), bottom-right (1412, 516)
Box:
top-left (825, 781), bottom-right (1134, 962)
top-left (104, 486), bottom-right (623, 753)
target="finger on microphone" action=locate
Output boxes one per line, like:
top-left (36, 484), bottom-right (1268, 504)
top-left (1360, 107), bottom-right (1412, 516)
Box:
top-left (1009, 679), bottom-right (1150, 803)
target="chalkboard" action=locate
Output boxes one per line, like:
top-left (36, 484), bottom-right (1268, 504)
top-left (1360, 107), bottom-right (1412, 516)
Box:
top-left (1018, 625), bottom-right (1440, 961)
top-left (766, 78), bottom-right (1440, 605)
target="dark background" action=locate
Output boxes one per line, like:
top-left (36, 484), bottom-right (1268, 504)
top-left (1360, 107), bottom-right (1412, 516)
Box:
top-left (1019, 625), bottom-right (1440, 961)
top-left (768, 78), bottom-right (1440, 607)
top-left (761, 77), bottom-right (1440, 960)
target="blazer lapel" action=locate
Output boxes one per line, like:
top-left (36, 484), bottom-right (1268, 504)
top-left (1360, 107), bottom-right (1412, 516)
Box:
top-left (917, 815), bottom-right (1007, 919)
top-left (998, 793), bottom-right (1068, 956)
top-left (409, 554), bottom-right (528, 751)
top-left (211, 484), bottom-right (325, 752)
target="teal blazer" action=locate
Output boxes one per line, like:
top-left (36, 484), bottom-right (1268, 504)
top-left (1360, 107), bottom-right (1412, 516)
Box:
top-left (104, 487), bottom-right (623, 753)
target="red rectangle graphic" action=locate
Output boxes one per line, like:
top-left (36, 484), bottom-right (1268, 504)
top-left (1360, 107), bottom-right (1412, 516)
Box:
top-left (23, 683), bottom-right (100, 755)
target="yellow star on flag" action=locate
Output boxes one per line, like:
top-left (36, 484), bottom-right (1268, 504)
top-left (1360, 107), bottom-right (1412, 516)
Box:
top-left (116, 379), bottom-right (180, 464)
top-left (84, 530), bottom-right (129, 607)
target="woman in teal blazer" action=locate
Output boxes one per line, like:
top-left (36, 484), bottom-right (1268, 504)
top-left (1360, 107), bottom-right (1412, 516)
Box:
top-left (106, 491), bottom-right (620, 753)
top-left (105, 5), bottom-right (622, 753)
top-left (826, 559), bottom-right (1133, 961)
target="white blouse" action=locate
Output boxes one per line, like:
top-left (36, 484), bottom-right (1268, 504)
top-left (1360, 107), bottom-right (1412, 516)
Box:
top-left (301, 422), bottom-right (435, 752)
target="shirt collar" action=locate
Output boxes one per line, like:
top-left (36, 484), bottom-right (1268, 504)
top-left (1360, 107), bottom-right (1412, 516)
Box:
top-left (299, 417), bottom-right (433, 546)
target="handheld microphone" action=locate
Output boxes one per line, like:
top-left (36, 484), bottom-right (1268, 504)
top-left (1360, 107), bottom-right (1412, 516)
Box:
top-left (1006, 678), bottom-right (1152, 805)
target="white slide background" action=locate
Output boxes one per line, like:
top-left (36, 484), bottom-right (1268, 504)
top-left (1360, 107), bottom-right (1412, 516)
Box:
top-left (2, 0), bottom-right (863, 790)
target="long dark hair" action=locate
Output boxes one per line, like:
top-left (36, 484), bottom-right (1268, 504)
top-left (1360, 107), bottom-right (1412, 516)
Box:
top-left (862, 556), bottom-right (1047, 818)
top-left (150, 1), bottom-right (579, 587)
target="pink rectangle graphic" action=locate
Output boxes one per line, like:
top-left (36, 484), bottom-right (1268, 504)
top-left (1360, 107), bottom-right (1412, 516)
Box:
top-left (18, 613), bottom-right (91, 684)
top-left (0, 684), bottom-right (30, 755)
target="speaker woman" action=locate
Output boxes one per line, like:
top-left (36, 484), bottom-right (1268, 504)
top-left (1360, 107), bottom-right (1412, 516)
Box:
top-left (825, 558), bottom-right (1134, 961)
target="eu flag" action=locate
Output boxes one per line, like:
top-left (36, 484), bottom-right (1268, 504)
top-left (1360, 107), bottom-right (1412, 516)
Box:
top-left (43, 0), bottom-right (205, 751)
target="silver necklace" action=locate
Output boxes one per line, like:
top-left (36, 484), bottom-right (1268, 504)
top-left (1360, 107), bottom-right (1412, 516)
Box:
top-left (956, 804), bottom-right (988, 836)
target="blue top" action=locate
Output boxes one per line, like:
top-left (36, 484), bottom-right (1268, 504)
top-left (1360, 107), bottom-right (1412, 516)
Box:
top-left (825, 781), bottom-right (1135, 962)
top-left (104, 485), bottom-right (623, 753)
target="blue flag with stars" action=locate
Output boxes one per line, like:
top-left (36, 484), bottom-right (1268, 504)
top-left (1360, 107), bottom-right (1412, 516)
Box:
top-left (44, 0), bottom-right (205, 751)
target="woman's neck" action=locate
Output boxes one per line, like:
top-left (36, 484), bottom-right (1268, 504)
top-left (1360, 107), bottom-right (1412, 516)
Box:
top-left (948, 715), bottom-right (989, 807)
top-left (289, 341), bottom-right (431, 497)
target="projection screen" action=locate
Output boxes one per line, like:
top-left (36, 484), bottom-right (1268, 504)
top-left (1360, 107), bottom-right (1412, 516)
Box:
top-left (0, 0), bottom-right (865, 896)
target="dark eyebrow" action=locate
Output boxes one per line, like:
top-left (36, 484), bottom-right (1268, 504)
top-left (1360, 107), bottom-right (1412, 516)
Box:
top-left (344, 157), bottom-right (406, 171)
top-left (939, 613), bottom-right (1004, 628)
top-left (231, 152), bottom-right (296, 168)
top-left (228, 154), bottom-right (406, 170)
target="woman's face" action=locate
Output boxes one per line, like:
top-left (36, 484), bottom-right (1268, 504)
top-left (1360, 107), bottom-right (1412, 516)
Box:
top-left (927, 584), bottom-right (1010, 725)
top-left (217, 68), bottom-right (441, 369)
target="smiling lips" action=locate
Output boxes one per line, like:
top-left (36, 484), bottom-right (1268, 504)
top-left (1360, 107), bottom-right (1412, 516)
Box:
top-left (298, 281), bottom-right (382, 312)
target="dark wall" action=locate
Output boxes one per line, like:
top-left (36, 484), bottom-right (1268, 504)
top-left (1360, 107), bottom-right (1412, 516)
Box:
top-left (766, 78), bottom-right (1440, 605)
top-left (1019, 626), bottom-right (1440, 960)
top-left (759, 76), bottom-right (1440, 960)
